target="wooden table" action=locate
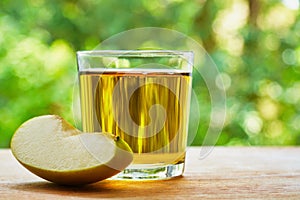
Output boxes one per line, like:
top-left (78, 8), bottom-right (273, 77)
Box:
top-left (1, 147), bottom-right (300, 199)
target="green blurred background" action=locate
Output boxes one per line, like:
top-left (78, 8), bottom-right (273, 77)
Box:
top-left (1, 0), bottom-right (300, 148)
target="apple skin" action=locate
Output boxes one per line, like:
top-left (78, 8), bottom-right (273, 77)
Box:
top-left (18, 158), bottom-right (121, 185)
top-left (10, 115), bottom-right (133, 186)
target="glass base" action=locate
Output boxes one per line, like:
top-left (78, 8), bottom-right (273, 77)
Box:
top-left (111, 163), bottom-right (185, 180)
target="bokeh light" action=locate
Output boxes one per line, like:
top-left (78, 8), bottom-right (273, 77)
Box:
top-left (0, 0), bottom-right (300, 147)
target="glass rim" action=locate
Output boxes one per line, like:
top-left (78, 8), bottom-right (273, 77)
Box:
top-left (76, 50), bottom-right (193, 58)
top-left (76, 50), bottom-right (194, 73)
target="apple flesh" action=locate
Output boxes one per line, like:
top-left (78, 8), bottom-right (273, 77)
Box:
top-left (11, 115), bottom-right (133, 185)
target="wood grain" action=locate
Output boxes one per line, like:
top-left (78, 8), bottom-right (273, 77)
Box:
top-left (1, 147), bottom-right (300, 199)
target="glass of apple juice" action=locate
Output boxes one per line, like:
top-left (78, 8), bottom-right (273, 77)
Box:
top-left (76, 50), bottom-right (193, 180)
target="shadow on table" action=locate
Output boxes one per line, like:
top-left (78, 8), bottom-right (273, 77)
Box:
top-left (8, 176), bottom-right (185, 198)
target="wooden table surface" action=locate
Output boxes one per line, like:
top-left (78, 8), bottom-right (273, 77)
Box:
top-left (1, 147), bottom-right (300, 199)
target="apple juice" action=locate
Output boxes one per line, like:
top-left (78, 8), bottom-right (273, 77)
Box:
top-left (79, 70), bottom-right (192, 166)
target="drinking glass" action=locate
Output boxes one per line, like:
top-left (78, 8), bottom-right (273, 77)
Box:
top-left (76, 50), bottom-right (193, 179)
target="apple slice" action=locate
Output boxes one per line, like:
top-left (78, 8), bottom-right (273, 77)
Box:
top-left (10, 115), bottom-right (133, 185)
